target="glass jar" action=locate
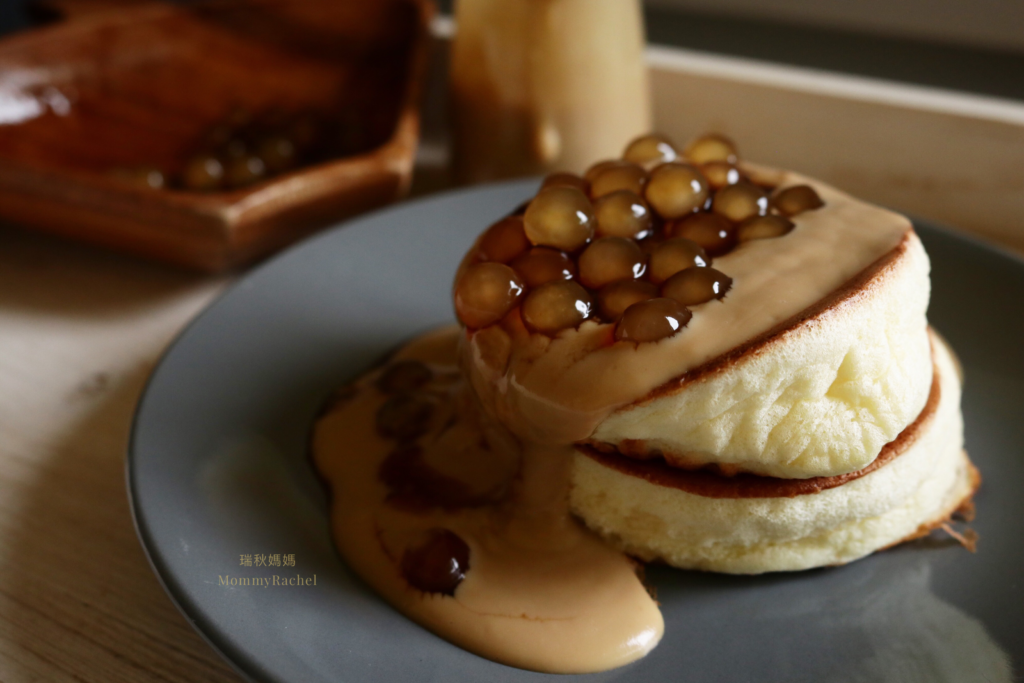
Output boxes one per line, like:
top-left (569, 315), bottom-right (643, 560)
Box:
top-left (450, 0), bottom-right (651, 183)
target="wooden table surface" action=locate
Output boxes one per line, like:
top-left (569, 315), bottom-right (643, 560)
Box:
top-left (0, 224), bottom-right (242, 682)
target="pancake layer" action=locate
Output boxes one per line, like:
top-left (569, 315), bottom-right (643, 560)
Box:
top-left (589, 229), bottom-right (933, 480)
top-left (569, 331), bottom-right (976, 574)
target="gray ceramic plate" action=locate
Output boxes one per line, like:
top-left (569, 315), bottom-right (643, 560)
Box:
top-left (129, 180), bottom-right (1024, 683)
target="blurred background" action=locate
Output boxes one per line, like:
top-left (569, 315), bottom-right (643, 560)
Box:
top-left (582, 0), bottom-right (1018, 98)
top-left (4, 0), bottom-right (1023, 96)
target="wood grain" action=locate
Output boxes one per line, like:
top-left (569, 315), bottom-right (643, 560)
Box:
top-left (0, 0), bottom-right (434, 272)
top-left (0, 224), bottom-right (241, 682)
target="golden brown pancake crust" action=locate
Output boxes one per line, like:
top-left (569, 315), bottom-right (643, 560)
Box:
top-left (577, 356), bottom-right (941, 499)
top-left (633, 230), bottom-right (913, 405)
top-left (881, 460), bottom-right (981, 550)
top-left (583, 230), bottom-right (918, 469)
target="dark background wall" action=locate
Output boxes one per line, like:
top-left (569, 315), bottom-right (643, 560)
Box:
top-left (1, 0), bottom-right (1022, 101)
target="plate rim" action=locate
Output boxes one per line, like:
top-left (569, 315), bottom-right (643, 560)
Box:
top-left (126, 179), bottom-right (541, 683)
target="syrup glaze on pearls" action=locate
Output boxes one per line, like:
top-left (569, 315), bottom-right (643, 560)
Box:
top-left (700, 161), bottom-right (742, 189)
top-left (668, 213), bottom-right (735, 257)
top-left (541, 172), bottom-right (591, 194)
top-left (615, 298), bottom-right (693, 343)
top-left (578, 237), bottom-right (646, 289)
top-left (623, 133), bottom-right (678, 169)
top-left (478, 216), bottom-right (530, 263)
top-left (644, 162), bottom-right (709, 219)
top-left (511, 247), bottom-right (577, 288)
top-left (589, 161), bottom-right (648, 198)
top-left (647, 238), bottom-right (708, 284)
top-left (683, 133), bottom-right (738, 165)
top-left (737, 214), bottom-right (795, 243)
top-left (711, 181), bottom-right (769, 223)
top-left (597, 280), bottom-right (658, 321)
top-left (400, 529), bottom-right (470, 595)
top-left (455, 132), bottom-right (826, 344)
top-left (524, 187), bottom-right (596, 251)
top-left (122, 107), bottom-right (373, 192)
top-left (661, 267), bottom-right (733, 306)
top-left (772, 184), bottom-right (825, 216)
top-left (522, 281), bottom-right (594, 335)
top-left (594, 190), bottom-right (653, 239)
top-left (454, 262), bottom-right (524, 329)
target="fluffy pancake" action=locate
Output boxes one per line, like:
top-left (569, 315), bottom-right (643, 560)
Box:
top-left (588, 229), bottom-right (933, 479)
top-left (568, 331), bottom-right (976, 574)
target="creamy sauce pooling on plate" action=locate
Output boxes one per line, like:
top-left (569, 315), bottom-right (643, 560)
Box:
top-left (312, 327), bottom-right (663, 674)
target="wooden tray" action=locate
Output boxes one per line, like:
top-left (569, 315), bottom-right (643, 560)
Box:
top-left (0, 0), bottom-right (434, 271)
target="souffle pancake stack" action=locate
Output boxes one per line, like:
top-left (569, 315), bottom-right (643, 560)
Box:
top-left (454, 132), bottom-right (979, 574)
top-left (313, 132), bottom-right (980, 672)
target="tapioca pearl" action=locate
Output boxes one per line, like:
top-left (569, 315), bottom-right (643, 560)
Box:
top-left (181, 154), bottom-right (225, 191)
top-left (584, 159), bottom-right (622, 183)
top-left (590, 162), bottom-right (648, 199)
top-left (454, 262), bottom-right (525, 329)
top-left (644, 162), bottom-right (709, 219)
top-left (701, 161), bottom-right (742, 189)
top-left (712, 181), bottom-right (768, 222)
top-left (478, 216), bottom-right (530, 263)
top-left (578, 237), bottom-right (646, 289)
top-left (597, 280), bottom-right (658, 321)
top-left (647, 238), bottom-right (709, 284)
top-left (400, 529), bottom-right (470, 595)
top-left (667, 212), bottom-right (736, 257)
top-left (684, 133), bottom-right (738, 165)
top-left (521, 281), bottom-right (593, 335)
top-left (511, 247), bottom-right (576, 287)
top-left (661, 267), bottom-right (732, 306)
top-left (737, 214), bottom-right (795, 242)
top-left (615, 298), bottom-right (692, 343)
top-left (541, 172), bottom-right (591, 194)
top-left (224, 154), bottom-right (267, 189)
top-left (113, 166), bottom-right (166, 190)
top-left (523, 187), bottom-right (595, 251)
top-left (623, 133), bottom-right (678, 169)
top-left (594, 190), bottom-right (654, 239)
top-left (772, 184), bottom-right (825, 216)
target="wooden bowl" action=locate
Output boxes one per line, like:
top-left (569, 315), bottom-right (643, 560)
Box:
top-left (0, 0), bottom-right (434, 271)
